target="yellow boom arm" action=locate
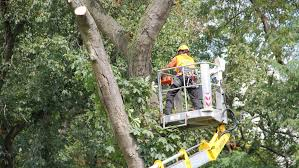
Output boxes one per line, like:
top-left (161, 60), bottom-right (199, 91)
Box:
top-left (150, 124), bottom-right (230, 168)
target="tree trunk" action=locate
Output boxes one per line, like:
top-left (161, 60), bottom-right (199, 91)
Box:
top-left (69, 1), bottom-right (144, 167)
top-left (0, 0), bottom-right (14, 91)
top-left (84, 0), bottom-right (175, 78)
top-left (0, 123), bottom-right (25, 168)
top-left (0, 2), bottom-right (26, 165)
top-left (69, 0), bottom-right (175, 166)
top-left (0, 0), bottom-right (25, 92)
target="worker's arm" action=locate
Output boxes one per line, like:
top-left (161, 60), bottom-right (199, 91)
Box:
top-left (167, 57), bottom-right (177, 68)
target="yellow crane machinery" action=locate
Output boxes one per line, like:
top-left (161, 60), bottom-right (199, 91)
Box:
top-left (150, 110), bottom-right (237, 168)
top-left (151, 58), bottom-right (238, 168)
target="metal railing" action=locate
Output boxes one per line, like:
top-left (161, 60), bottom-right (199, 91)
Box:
top-left (157, 61), bottom-right (224, 117)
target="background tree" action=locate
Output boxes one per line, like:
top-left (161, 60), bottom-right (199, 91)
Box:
top-left (0, 0), bottom-right (92, 167)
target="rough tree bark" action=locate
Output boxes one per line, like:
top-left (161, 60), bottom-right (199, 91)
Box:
top-left (0, 0), bottom-right (25, 91)
top-left (69, 0), bottom-right (176, 166)
top-left (68, 1), bottom-right (144, 167)
top-left (0, 0), bottom-right (13, 91)
top-left (127, 0), bottom-right (174, 77)
top-left (0, 123), bottom-right (26, 168)
top-left (82, 0), bottom-right (130, 57)
top-left (0, 1), bottom-right (26, 167)
top-left (83, 0), bottom-right (175, 77)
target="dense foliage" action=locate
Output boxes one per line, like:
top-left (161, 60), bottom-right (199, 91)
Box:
top-left (0, 0), bottom-right (298, 167)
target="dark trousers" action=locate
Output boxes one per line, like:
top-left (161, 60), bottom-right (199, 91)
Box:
top-left (165, 76), bottom-right (202, 115)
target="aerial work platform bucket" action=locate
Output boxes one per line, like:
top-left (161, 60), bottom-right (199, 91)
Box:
top-left (158, 58), bottom-right (227, 129)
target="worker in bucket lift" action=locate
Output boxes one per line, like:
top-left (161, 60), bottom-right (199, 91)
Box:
top-left (164, 44), bottom-right (202, 115)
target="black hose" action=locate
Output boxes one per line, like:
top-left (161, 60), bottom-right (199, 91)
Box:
top-left (220, 82), bottom-right (238, 135)
top-left (221, 108), bottom-right (238, 135)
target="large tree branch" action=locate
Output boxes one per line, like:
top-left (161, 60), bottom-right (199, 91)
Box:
top-left (3, 123), bottom-right (25, 153)
top-left (258, 144), bottom-right (291, 167)
top-left (135, 0), bottom-right (174, 46)
top-left (0, 0), bottom-right (8, 13)
top-left (2, 21), bottom-right (13, 63)
top-left (1, 122), bottom-right (26, 168)
top-left (0, 0), bottom-right (13, 91)
top-left (0, 13), bottom-right (28, 164)
top-left (250, 0), bottom-right (284, 65)
top-left (249, 0), bottom-right (270, 34)
top-left (260, 145), bottom-right (288, 160)
top-left (128, 0), bottom-right (175, 77)
top-left (84, 0), bottom-right (175, 77)
top-left (2, 21), bottom-right (24, 63)
top-left (258, 123), bottom-right (299, 139)
top-left (0, 0), bottom-right (25, 91)
top-left (68, 1), bottom-right (144, 167)
top-left (82, 0), bottom-right (130, 57)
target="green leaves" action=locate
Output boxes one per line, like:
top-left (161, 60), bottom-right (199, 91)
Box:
top-left (105, 146), bottom-right (115, 154)
top-left (204, 150), bottom-right (278, 168)
top-left (1, 0), bottom-right (298, 167)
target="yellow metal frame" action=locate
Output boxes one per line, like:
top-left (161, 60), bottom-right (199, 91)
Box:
top-left (154, 160), bottom-right (164, 168)
top-left (150, 124), bottom-right (231, 168)
top-left (198, 124), bottom-right (230, 161)
top-left (179, 148), bottom-right (192, 168)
